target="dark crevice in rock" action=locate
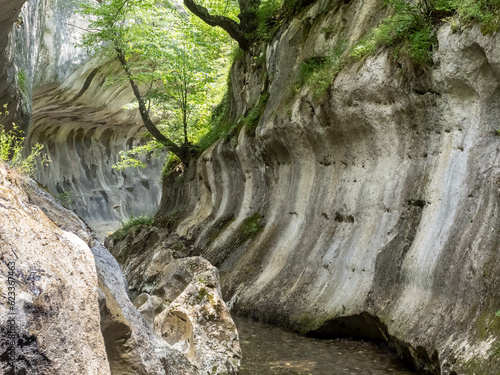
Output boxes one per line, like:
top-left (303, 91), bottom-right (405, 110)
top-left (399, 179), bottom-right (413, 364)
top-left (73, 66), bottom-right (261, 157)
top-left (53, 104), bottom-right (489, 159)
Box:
top-left (306, 312), bottom-right (439, 374)
top-left (334, 212), bottom-right (355, 223)
top-left (73, 67), bottom-right (99, 101)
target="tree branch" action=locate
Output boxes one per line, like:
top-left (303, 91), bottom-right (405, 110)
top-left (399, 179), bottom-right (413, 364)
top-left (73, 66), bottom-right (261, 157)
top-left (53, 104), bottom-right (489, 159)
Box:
top-left (183, 0), bottom-right (250, 50)
top-left (114, 48), bottom-right (187, 163)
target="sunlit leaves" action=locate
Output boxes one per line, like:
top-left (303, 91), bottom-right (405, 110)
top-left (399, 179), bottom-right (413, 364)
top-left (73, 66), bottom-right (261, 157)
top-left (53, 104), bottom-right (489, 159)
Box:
top-left (78, 0), bottom-right (234, 167)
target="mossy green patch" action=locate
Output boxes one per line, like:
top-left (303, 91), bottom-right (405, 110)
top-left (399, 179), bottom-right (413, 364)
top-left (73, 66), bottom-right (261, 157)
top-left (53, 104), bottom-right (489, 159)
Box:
top-left (297, 39), bottom-right (347, 99)
top-left (112, 214), bottom-right (154, 242)
top-left (242, 93), bottom-right (270, 136)
top-left (197, 90), bottom-right (238, 151)
top-left (240, 213), bottom-right (265, 238)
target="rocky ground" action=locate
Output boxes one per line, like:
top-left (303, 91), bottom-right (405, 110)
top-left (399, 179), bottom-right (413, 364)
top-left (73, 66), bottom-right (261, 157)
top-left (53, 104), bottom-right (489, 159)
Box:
top-left (0, 164), bottom-right (241, 374)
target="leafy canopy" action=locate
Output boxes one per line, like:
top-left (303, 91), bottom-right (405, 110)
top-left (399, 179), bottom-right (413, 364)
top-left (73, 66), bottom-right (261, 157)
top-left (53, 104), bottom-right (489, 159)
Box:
top-left (78, 0), bottom-right (233, 165)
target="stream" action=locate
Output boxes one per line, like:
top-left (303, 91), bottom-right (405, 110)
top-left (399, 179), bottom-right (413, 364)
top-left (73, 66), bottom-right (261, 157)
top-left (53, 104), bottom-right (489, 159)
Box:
top-left (234, 317), bottom-right (416, 375)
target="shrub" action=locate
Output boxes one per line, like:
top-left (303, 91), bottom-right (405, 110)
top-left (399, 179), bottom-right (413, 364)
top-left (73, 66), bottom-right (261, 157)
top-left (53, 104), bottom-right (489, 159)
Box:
top-left (240, 213), bottom-right (264, 237)
top-left (242, 92), bottom-right (270, 135)
top-left (349, 0), bottom-right (442, 66)
top-left (197, 92), bottom-right (238, 151)
top-left (298, 40), bottom-right (347, 98)
top-left (350, 0), bottom-right (500, 67)
top-left (0, 105), bottom-right (47, 176)
top-left (58, 191), bottom-right (73, 207)
top-left (17, 69), bottom-right (28, 95)
top-left (256, 0), bottom-right (282, 40)
top-left (450, 0), bottom-right (500, 32)
top-left (112, 214), bottom-right (154, 241)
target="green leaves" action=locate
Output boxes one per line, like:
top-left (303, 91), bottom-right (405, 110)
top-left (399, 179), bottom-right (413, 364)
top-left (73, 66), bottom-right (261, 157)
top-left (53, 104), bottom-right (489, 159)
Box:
top-left (0, 105), bottom-right (48, 176)
top-left (78, 0), bottom-right (233, 166)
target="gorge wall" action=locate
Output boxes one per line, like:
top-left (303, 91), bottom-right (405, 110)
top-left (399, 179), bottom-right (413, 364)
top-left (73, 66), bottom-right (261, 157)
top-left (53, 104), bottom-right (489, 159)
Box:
top-left (1, 0), bottom-right (499, 373)
top-left (0, 3), bottom-right (241, 374)
top-left (110, 0), bottom-right (500, 374)
top-left (3, 0), bottom-right (165, 238)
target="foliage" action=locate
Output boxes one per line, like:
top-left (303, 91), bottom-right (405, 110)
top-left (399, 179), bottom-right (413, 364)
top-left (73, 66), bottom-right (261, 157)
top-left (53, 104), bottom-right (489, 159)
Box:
top-left (113, 139), bottom-right (165, 170)
top-left (58, 191), bottom-right (73, 207)
top-left (162, 153), bottom-right (183, 176)
top-left (242, 92), bottom-right (270, 135)
top-left (452, 0), bottom-right (500, 33)
top-left (492, 310), bottom-right (500, 356)
top-left (348, 0), bottom-right (441, 66)
top-left (197, 103), bottom-right (235, 151)
top-left (112, 214), bottom-right (154, 241)
top-left (254, 0), bottom-right (315, 41)
top-left (256, 0), bottom-right (283, 40)
top-left (0, 105), bottom-right (47, 176)
top-left (78, 0), bottom-right (233, 164)
top-left (298, 40), bottom-right (347, 98)
top-left (349, 0), bottom-right (500, 67)
top-left (17, 69), bottom-right (28, 95)
top-left (240, 213), bottom-right (264, 237)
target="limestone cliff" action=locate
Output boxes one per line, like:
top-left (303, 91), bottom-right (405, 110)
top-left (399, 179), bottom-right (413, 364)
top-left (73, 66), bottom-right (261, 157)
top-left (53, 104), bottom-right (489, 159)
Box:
top-left (2, 0), bottom-right (165, 237)
top-left (0, 1), bottom-right (241, 374)
top-left (2, 0), bottom-right (500, 373)
top-left (118, 0), bottom-right (500, 373)
top-left (0, 162), bottom-right (239, 374)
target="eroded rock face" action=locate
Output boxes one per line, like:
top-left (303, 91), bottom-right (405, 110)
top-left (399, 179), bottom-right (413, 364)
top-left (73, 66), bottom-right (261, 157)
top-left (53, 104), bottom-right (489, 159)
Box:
top-left (107, 230), bottom-right (242, 375)
top-left (0, 164), bottom-right (203, 374)
top-left (93, 243), bottom-right (198, 375)
top-left (142, 1), bottom-right (500, 373)
top-left (0, 0), bottom-right (27, 130)
top-left (0, 0), bottom-right (165, 238)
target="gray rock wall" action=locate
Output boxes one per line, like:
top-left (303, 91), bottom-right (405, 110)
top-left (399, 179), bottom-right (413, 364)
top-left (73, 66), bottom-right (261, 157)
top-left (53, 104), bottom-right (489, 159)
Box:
top-left (5, 0), bottom-right (165, 237)
top-left (0, 164), bottom-right (111, 375)
top-left (0, 0), bottom-right (27, 130)
top-left (152, 0), bottom-right (500, 373)
top-left (27, 72), bottom-right (165, 238)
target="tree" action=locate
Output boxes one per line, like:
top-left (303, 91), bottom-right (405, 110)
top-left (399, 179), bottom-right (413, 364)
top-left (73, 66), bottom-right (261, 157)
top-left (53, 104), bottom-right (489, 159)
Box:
top-left (78, 0), bottom-right (230, 164)
top-left (182, 0), bottom-right (259, 50)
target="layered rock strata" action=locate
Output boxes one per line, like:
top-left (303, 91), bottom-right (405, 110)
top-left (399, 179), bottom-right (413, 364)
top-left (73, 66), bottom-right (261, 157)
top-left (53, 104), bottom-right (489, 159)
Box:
top-left (128, 0), bottom-right (500, 373)
top-left (0, 0), bottom-right (165, 237)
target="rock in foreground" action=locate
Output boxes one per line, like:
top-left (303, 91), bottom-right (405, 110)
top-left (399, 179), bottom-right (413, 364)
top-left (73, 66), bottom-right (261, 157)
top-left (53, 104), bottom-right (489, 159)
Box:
top-left (0, 165), bottom-right (240, 374)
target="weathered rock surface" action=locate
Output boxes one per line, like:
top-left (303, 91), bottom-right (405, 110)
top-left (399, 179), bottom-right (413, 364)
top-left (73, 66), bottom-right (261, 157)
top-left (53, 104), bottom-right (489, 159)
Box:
top-left (107, 230), bottom-right (242, 375)
top-left (3, 0), bottom-right (500, 373)
top-left (27, 171), bottom-right (206, 375)
top-left (92, 243), bottom-right (198, 375)
top-left (0, 0), bottom-right (165, 238)
top-left (0, 163), bottom-right (209, 374)
top-left (0, 0), bottom-right (27, 131)
top-left (0, 164), bottom-right (110, 374)
top-left (137, 1), bottom-right (500, 373)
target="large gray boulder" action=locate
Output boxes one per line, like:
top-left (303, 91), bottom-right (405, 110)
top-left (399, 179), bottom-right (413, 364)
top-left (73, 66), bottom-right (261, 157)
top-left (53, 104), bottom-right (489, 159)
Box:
top-left (0, 164), bottom-right (110, 374)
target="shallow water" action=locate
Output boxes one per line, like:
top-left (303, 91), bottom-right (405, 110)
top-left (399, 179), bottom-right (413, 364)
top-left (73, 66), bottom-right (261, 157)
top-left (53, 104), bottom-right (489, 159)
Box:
top-left (234, 317), bottom-right (415, 375)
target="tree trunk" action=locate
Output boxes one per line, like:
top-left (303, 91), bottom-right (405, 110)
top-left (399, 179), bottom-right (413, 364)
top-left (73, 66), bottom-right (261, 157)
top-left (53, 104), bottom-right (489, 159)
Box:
top-left (115, 48), bottom-right (189, 164)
